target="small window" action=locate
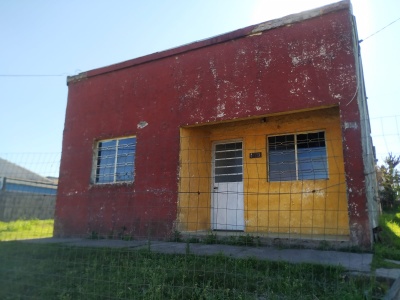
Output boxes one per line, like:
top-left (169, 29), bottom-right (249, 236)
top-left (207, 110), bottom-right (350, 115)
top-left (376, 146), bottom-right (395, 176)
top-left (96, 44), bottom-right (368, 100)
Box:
top-left (94, 136), bottom-right (136, 184)
top-left (214, 142), bottom-right (243, 183)
top-left (268, 132), bottom-right (328, 181)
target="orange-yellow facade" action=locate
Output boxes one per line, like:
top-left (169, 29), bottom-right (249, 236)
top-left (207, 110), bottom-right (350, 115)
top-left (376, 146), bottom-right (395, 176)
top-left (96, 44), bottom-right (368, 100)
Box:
top-left (178, 107), bottom-right (349, 237)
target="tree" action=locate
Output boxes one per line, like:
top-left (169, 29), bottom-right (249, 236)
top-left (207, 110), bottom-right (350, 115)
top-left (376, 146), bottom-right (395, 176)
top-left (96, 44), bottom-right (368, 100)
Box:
top-left (378, 153), bottom-right (400, 209)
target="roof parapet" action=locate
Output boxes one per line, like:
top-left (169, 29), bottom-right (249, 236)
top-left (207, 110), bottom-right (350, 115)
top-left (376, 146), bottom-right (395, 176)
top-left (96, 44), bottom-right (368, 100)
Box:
top-left (67, 72), bottom-right (87, 85)
top-left (251, 0), bottom-right (350, 34)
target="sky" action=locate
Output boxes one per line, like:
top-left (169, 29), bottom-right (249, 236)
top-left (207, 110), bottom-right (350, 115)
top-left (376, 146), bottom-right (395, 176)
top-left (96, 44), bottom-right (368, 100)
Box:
top-left (0, 0), bottom-right (399, 176)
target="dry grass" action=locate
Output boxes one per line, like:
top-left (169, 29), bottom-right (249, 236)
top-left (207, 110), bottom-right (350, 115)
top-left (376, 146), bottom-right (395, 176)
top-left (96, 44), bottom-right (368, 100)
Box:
top-left (0, 219), bottom-right (53, 241)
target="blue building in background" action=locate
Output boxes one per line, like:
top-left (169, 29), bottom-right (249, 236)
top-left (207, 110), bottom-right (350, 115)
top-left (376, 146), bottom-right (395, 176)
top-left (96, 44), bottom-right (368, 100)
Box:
top-left (0, 157), bottom-right (57, 221)
top-left (0, 158), bottom-right (57, 195)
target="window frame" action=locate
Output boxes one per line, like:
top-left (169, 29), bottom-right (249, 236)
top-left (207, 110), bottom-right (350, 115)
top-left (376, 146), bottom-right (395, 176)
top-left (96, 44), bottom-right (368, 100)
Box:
top-left (267, 131), bottom-right (328, 182)
top-left (212, 140), bottom-right (243, 183)
top-left (92, 135), bottom-right (136, 185)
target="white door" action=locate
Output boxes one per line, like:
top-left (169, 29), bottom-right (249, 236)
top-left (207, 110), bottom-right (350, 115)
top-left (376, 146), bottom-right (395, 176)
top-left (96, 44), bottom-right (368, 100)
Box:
top-left (212, 141), bottom-right (244, 231)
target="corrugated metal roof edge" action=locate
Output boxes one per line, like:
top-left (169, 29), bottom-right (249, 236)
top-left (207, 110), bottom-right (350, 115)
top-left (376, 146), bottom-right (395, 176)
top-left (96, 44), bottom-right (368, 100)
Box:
top-left (0, 158), bottom-right (55, 184)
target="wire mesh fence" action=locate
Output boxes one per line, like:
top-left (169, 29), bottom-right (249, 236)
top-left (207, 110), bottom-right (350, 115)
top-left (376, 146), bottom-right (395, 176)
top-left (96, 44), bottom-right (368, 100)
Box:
top-left (0, 116), bottom-right (399, 299)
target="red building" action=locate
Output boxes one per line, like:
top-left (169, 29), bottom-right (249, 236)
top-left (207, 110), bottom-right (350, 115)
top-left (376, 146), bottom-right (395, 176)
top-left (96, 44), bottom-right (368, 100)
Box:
top-left (55, 1), bottom-right (379, 248)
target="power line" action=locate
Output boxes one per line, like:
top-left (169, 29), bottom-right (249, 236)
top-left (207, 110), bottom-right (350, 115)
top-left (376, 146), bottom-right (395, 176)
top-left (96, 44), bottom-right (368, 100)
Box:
top-left (0, 74), bottom-right (66, 77)
top-left (360, 16), bottom-right (400, 43)
top-left (2, 16), bottom-right (400, 77)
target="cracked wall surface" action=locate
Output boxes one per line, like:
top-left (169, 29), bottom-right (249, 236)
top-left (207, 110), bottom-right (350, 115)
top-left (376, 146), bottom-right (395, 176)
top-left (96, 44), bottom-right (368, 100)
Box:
top-left (56, 1), bottom-right (375, 247)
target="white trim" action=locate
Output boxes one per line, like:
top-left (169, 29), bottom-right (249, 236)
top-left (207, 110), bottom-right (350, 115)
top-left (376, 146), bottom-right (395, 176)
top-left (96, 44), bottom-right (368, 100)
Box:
top-left (92, 135), bottom-right (136, 185)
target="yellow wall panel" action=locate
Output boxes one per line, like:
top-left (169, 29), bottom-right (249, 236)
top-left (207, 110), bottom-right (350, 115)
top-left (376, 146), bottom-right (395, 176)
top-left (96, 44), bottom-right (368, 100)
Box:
top-left (177, 107), bottom-right (350, 238)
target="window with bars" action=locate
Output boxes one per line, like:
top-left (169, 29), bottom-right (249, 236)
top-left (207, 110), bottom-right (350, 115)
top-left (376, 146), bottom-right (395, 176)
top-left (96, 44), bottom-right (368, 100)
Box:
top-left (94, 136), bottom-right (136, 184)
top-left (214, 142), bottom-right (243, 183)
top-left (268, 131), bottom-right (328, 181)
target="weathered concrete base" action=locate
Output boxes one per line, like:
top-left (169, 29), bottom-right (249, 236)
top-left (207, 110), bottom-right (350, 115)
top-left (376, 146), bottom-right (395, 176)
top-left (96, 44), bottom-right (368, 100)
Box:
top-left (376, 268), bottom-right (400, 280)
top-left (384, 275), bottom-right (400, 300)
top-left (182, 230), bottom-right (355, 251)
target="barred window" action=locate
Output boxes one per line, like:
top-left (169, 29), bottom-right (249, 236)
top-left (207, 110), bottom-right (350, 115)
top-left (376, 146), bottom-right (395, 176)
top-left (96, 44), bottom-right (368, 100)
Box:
top-left (214, 142), bottom-right (243, 183)
top-left (268, 132), bottom-right (328, 181)
top-left (94, 136), bottom-right (136, 184)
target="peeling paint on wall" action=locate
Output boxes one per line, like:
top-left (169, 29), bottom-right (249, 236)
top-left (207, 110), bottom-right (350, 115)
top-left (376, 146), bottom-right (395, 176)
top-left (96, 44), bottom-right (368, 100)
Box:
top-left (137, 121), bottom-right (148, 129)
top-left (57, 1), bottom-right (374, 247)
top-left (216, 101), bottom-right (225, 118)
top-left (344, 122), bottom-right (358, 130)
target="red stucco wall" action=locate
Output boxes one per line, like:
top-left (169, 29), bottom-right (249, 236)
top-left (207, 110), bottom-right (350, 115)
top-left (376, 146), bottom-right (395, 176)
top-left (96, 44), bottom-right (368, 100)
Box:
top-left (55, 4), bottom-right (371, 245)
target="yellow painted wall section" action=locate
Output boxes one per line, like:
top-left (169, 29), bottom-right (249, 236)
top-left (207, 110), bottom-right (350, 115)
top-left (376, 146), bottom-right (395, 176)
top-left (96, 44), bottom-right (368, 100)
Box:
top-left (178, 128), bottom-right (212, 231)
top-left (178, 107), bottom-right (349, 237)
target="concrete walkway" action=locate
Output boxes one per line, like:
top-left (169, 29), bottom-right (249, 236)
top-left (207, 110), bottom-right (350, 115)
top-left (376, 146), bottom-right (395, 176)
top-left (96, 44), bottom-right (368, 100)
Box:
top-left (25, 237), bottom-right (373, 273)
top-left (19, 237), bottom-right (400, 299)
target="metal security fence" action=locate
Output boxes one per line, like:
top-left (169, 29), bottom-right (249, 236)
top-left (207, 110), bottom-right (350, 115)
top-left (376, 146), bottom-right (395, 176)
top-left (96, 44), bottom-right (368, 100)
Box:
top-left (0, 116), bottom-right (399, 299)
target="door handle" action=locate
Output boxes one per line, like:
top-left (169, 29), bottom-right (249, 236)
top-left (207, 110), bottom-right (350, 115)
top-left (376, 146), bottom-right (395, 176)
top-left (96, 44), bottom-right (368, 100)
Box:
top-left (213, 187), bottom-right (218, 190)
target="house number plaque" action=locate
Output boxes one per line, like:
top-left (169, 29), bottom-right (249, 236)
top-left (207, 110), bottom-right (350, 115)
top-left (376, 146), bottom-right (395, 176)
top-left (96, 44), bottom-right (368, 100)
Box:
top-left (249, 152), bottom-right (262, 158)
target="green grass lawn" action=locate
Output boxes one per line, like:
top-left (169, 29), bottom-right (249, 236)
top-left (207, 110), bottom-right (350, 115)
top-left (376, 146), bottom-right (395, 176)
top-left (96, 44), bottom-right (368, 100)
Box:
top-left (0, 219), bottom-right (54, 241)
top-left (0, 242), bottom-right (385, 299)
top-left (0, 219), bottom-right (390, 298)
top-left (373, 209), bottom-right (400, 269)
